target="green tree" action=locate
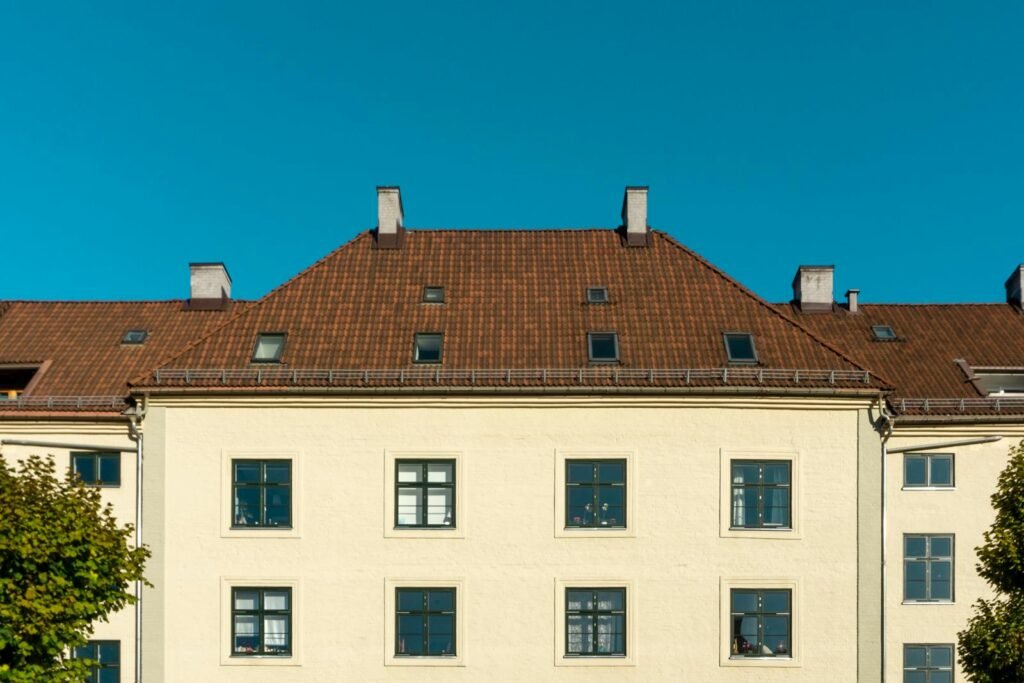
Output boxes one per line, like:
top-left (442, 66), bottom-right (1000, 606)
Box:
top-left (0, 454), bottom-right (148, 682)
top-left (958, 440), bottom-right (1024, 682)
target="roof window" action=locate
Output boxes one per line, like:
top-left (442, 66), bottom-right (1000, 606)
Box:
top-left (974, 370), bottom-right (1024, 396)
top-left (588, 332), bottom-right (619, 363)
top-left (0, 365), bottom-right (39, 400)
top-left (121, 329), bottom-right (148, 345)
top-left (723, 333), bottom-right (758, 364)
top-left (413, 333), bottom-right (443, 364)
top-left (252, 333), bottom-right (287, 363)
top-left (422, 286), bottom-right (445, 303)
top-left (586, 287), bottom-right (609, 304)
top-left (872, 325), bottom-right (898, 341)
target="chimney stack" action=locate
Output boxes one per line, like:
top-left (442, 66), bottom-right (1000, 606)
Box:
top-left (188, 262), bottom-right (231, 310)
top-left (376, 186), bottom-right (404, 249)
top-left (792, 265), bottom-right (834, 312)
top-left (845, 289), bottom-right (860, 314)
top-left (1007, 264), bottom-right (1024, 311)
top-left (622, 186), bottom-right (649, 247)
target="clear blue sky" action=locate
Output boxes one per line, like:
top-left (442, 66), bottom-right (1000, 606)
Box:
top-left (2, 1), bottom-right (1022, 303)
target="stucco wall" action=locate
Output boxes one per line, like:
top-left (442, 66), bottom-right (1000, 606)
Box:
top-left (885, 426), bottom-right (1024, 683)
top-left (143, 396), bottom-right (874, 682)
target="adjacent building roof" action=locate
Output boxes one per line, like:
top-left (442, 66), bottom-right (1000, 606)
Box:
top-left (778, 302), bottom-right (1024, 418)
top-left (0, 300), bottom-right (245, 415)
top-left (128, 229), bottom-right (885, 395)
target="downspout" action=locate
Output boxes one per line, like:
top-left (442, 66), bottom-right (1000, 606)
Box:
top-left (127, 396), bottom-right (146, 683)
top-left (875, 396), bottom-right (895, 683)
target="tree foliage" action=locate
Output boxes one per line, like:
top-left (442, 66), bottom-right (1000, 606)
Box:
top-left (959, 440), bottom-right (1024, 682)
top-left (0, 454), bottom-right (148, 682)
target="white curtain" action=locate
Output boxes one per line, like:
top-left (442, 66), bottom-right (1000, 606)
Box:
top-left (732, 476), bottom-right (745, 526)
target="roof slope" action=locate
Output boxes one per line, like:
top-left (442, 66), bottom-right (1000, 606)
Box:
top-left (135, 229), bottom-right (885, 392)
top-left (0, 300), bottom-right (246, 411)
top-left (777, 302), bottom-right (1024, 416)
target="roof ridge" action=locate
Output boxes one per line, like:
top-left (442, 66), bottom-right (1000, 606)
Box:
top-left (128, 232), bottom-right (373, 386)
top-left (654, 231), bottom-right (896, 389)
top-left (402, 227), bottom-right (618, 233)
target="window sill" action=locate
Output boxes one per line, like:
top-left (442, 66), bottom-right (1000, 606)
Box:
top-left (901, 600), bottom-right (955, 606)
top-left (222, 527), bottom-right (301, 539)
top-left (386, 527), bottom-right (465, 540)
top-left (721, 527), bottom-right (801, 540)
top-left (556, 526), bottom-right (634, 539)
top-left (721, 655), bottom-right (799, 668)
top-left (901, 486), bottom-right (956, 492)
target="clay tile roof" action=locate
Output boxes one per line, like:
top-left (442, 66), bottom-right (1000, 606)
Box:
top-left (777, 303), bottom-right (1024, 417)
top-left (133, 229), bottom-right (888, 394)
top-left (0, 300), bottom-right (247, 414)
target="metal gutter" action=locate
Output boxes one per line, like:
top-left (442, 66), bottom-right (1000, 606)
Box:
top-left (887, 435), bottom-right (1003, 453)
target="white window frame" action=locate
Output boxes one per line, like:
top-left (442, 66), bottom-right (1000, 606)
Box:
top-left (384, 578), bottom-right (465, 667)
top-left (720, 449), bottom-right (801, 539)
top-left (220, 577), bottom-right (301, 667)
top-left (554, 450), bottom-right (636, 538)
top-left (554, 578), bottom-right (636, 667)
top-left (902, 453), bottom-right (955, 490)
top-left (719, 577), bottom-right (801, 668)
top-left (384, 451), bottom-right (464, 539)
top-left (221, 450), bottom-right (302, 539)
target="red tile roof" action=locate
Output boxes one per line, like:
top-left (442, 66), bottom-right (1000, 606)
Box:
top-left (0, 300), bottom-right (246, 415)
top-left (777, 303), bottom-right (1024, 417)
top-left (131, 229), bottom-right (886, 394)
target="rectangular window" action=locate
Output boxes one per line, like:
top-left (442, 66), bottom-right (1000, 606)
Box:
top-left (232, 460), bottom-right (292, 528)
top-left (395, 588), bottom-right (456, 657)
top-left (904, 535), bottom-right (954, 602)
top-left (72, 452), bottom-right (121, 487)
top-left (904, 454), bottom-right (954, 488)
top-left (422, 286), bottom-right (445, 303)
top-left (232, 587), bottom-right (292, 656)
top-left (120, 329), bottom-right (148, 345)
top-left (395, 460), bottom-right (455, 528)
top-left (904, 644), bottom-right (954, 682)
top-left (73, 640), bottom-right (120, 683)
top-left (723, 332), bottom-right (758, 363)
top-left (565, 588), bottom-right (626, 657)
top-left (586, 287), bottom-right (609, 304)
top-left (731, 460), bottom-right (791, 529)
top-left (414, 333), bottom-right (443, 363)
top-left (252, 333), bottom-right (286, 363)
top-left (565, 459), bottom-right (626, 528)
top-left (587, 332), bottom-right (619, 362)
top-left (730, 589), bottom-right (791, 658)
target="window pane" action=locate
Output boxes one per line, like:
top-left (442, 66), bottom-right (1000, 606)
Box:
top-left (253, 334), bottom-right (285, 361)
top-left (74, 456), bottom-right (96, 484)
top-left (726, 333), bottom-right (756, 361)
top-left (904, 645), bottom-right (927, 668)
top-left (397, 463), bottom-right (422, 483)
top-left (264, 615), bottom-right (289, 650)
top-left (425, 488), bottom-right (453, 525)
top-left (905, 537), bottom-right (927, 557)
top-left (265, 487), bottom-right (291, 526)
top-left (930, 673), bottom-right (952, 683)
top-left (263, 590), bottom-right (289, 611)
top-left (428, 590), bottom-right (454, 612)
top-left (415, 334), bottom-right (442, 362)
top-left (234, 488), bottom-right (260, 526)
top-left (234, 614), bottom-right (259, 651)
top-left (567, 590), bottom-right (593, 611)
top-left (596, 590), bottom-right (624, 611)
top-left (234, 462), bottom-right (260, 483)
top-left (98, 642), bottom-right (119, 664)
top-left (567, 488), bottom-right (595, 526)
top-left (596, 614), bottom-right (624, 654)
top-left (731, 590), bottom-right (758, 613)
top-left (597, 462), bottom-right (624, 484)
top-left (732, 463), bottom-right (759, 484)
top-left (98, 669), bottom-right (118, 683)
top-left (589, 333), bottom-right (617, 360)
top-left (904, 672), bottom-right (927, 683)
top-left (931, 537), bottom-right (952, 557)
top-left (396, 489), bottom-right (422, 526)
top-left (264, 462), bottom-right (290, 483)
top-left (98, 456), bottom-right (119, 484)
top-left (428, 614), bottom-right (454, 635)
top-left (234, 590), bottom-right (259, 610)
top-left (428, 633), bottom-right (455, 656)
top-left (426, 463), bottom-right (453, 483)
top-left (931, 579), bottom-right (952, 600)
top-left (905, 456), bottom-right (927, 486)
top-left (763, 463), bottom-right (789, 484)
top-left (73, 644), bottom-right (95, 660)
top-left (398, 590), bottom-right (424, 612)
top-left (567, 462), bottom-right (594, 483)
top-left (762, 591), bottom-right (790, 613)
top-left (567, 614), bottom-right (592, 654)
top-left (930, 645), bottom-right (953, 667)
top-left (930, 456), bottom-right (953, 486)
top-left (397, 617), bottom-right (424, 654)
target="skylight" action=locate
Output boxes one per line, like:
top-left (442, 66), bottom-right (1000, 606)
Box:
top-left (586, 287), bottom-right (609, 304)
top-left (872, 325), bottom-right (897, 341)
top-left (974, 370), bottom-right (1024, 396)
top-left (422, 286), bottom-right (445, 303)
top-left (414, 333), bottom-right (443, 363)
top-left (252, 333), bottom-right (287, 363)
top-left (588, 332), bottom-right (619, 362)
top-left (723, 333), bottom-right (758, 364)
top-left (121, 329), bottom-right (148, 345)
top-left (0, 366), bottom-right (39, 400)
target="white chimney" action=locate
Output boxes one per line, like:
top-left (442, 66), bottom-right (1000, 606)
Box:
top-left (376, 186), bottom-right (404, 249)
top-left (1007, 264), bottom-right (1024, 311)
top-left (845, 288), bottom-right (860, 314)
top-left (189, 262), bottom-right (231, 306)
top-left (792, 265), bottom-right (834, 312)
top-left (622, 186), bottom-right (649, 247)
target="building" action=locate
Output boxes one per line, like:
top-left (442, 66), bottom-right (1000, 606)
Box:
top-left (1, 186), bottom-right (1020, 682)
